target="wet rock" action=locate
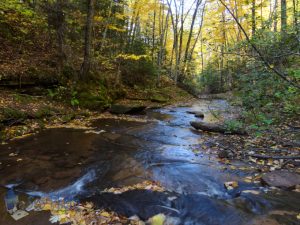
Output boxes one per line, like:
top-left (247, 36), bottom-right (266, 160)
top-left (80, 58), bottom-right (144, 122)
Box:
top-left (186, 111), bottom-right (204, 117)
top-left (33, 176), bottom-right (50, 186)
top-left (247, 216), bottom-right (282, 225)
top-left (261, 171), bottom-right (300, 190)
top-left (194, 112), bottom-right (205, 118)
top-left (173, 194), bottom-right (248, 225)
top-left (164, 216), bottom-right (181, 225)
top-left (17, 181), bottom-right (39, 191)
top-left (110, 104), bottom-right (146, 115)
top-left (218, 150), bottom-right (230, 159)
top-left (51, 169), bottom-right (81, 180)
top-left (85, 190), bottom-right (179, 220)
top-left (102, 133), bottom-right (121, 141)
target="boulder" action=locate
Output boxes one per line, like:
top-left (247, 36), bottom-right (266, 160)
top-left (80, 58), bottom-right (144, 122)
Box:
top-left (261, 171), bottom-right (300, 190)
top-left (110, 104), bottom-right (146, 115)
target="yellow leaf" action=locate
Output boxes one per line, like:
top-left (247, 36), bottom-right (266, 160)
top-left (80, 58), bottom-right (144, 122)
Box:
top-left (101, 211), bottom-right (110, 217)
top-left (150, 214), bottom-right (166, 225)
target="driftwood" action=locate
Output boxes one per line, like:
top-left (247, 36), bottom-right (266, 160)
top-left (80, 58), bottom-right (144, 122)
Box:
top-left (247, 154), bottom-right (300, 160)
top-left (190, 121), bottom-right (246, 135)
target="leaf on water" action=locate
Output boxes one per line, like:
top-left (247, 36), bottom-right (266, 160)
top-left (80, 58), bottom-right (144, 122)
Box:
top-left (244, 176), bottom-right (253, 183)
top-left (224, 181), bottom-right (238, 190)
top-left (249, 157), bottom-right (257, 163)
top-left (242, 190), bottom-right (260, 195)
top-left (103, 181), bottom-right (165, 194)
top-left (149, 214), bottom-right (166, 225)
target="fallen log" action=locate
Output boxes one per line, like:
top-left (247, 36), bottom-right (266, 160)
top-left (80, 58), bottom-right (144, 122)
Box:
top-left (190, 121), bottom-right (247, 135)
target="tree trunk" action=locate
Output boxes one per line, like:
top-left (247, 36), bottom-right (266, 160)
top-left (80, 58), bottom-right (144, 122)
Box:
top-left (260, 0), bottom-right (263, 28)
top-left (100, 0), bottom-right (113, 51)
top-left (281, 0), bottom-right (287, 35)
top-left (220, 10), bottom-right (226, 90)
top-left (80, 0), bottom-right (95, 80)
top-left (183, 0), bottom-right (201, 71)
top-left (152, 0), bottom-right (157, 62)
top-left (157, 2), bottom-right (169, 87)
top-left (167, 0), bottom-right (179, 84)
top-left (178, 0), bottom-right (184, 67)
top-left (252, 0), bottom-right (256, 36)
top-left (190, 3), bottom-right (206, 64)
top-left (56, 0), bottom-right (65, 77)
top-left (274, 0), bottom-right (278, 32)
top-left (131, 11), bottom-right (140, 45)
top-left (293, 0), bottom-right (299, 37)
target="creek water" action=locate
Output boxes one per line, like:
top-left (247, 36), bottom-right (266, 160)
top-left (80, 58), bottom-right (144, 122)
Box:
top-left (0, 99), bottom-right (299, 225)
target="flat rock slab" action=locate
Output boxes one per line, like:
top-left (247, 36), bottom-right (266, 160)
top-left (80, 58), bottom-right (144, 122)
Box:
top-left (110, 104), bottom-right (146, 115)
top-left (150, 95), bottom-right (169, 103)
top-left (261, 171), bottom-right (300, 189)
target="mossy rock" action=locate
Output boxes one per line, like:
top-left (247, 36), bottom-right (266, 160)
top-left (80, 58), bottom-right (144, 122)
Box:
top-left (79, 93), bottom-right (111, 110)
top-left (80, 99), bottom-right (108, 110)
top-left (0, 107), bottom-right (27, 120)
top-left (110, 104), bottom-right (146, 114)
top-left (150, 94), bottom-right (169, 103)
top-left (33, 107), bottom-right (56, 119)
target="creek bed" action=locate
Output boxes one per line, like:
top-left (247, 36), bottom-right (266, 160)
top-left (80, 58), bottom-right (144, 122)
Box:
top-left (0, 100), bottom-right (299, 225)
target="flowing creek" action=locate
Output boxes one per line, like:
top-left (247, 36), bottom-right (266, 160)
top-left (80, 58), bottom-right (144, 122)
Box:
top-left (0, 99), bottom-right (299, 225)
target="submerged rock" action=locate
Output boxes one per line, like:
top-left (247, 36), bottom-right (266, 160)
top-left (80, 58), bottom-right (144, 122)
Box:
top-left (261, 171), bottom-right (300, 190)
top-left (186, 111), bottom-right (204, 118)
top-left (84, 190), bottom-right (178, 220)
top-left (194, 112), bottom-right (205, 118)
top-left (218, 150), bottom-right (230, 159)
top-left (110, 104), bottom-right (146, 115)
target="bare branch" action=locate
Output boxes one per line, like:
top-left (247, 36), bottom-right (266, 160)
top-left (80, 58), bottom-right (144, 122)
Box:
top-left (218, 0), bottom-right (300, 89)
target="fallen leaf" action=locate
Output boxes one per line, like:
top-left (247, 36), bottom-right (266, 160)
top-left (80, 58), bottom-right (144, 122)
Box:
top-left (149, 214), bottom-right (166, 225)
top-left (224, 181), bottom-right (238, 190)
top-left (242, 190), bottom-right (260, 195)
